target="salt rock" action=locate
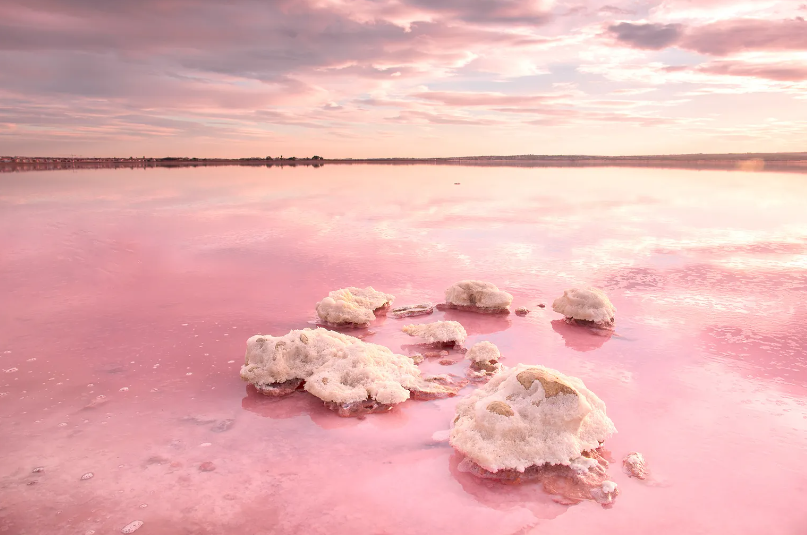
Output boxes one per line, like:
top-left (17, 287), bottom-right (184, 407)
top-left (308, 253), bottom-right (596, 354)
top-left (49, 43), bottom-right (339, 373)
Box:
top-left (241, 328), bottom-right (461, 414)
top-left (443, 280), bottom-right (513, 313)
top-left (450, 364), bottom-right (616, 472)
top-left (390, 303), bottom-right (434, 319)
top-left (466, 341), bottom-right (502, 379)
top-left (121, 520), bottom-right (143, 534)
top-left (552, 287), bottom-right (616, 327)
top-left (623, 452), bottom-right (649, 480)
top-left (402, 321), bottom-right (467, 346)
top-left (515, 307), bottom-right (530, 316)
top-left (315, 286), bottom-right (394, 326)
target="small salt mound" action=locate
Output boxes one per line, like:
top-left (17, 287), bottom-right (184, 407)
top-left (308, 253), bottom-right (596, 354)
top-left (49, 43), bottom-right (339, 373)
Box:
top-left (450, 364), bottom-right (616, 472)
top-left (444, 280), bottom-right (513, 313)
top-left (623, 452), bottom-right (649, 480)
top-left (402, 321), bottom-right (467, 346)
top-left (552, 287), bottom-right (616, 327)
top-left (466, 341), bottom-right (502, 379)
top-left (240, 328), bottom-right (458, 410)
top-left (315, 286), bottom-right (394, 326)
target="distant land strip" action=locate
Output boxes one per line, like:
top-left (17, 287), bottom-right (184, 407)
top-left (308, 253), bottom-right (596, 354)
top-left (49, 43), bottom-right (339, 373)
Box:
top-left (2, 153), bottom-right (806, 173)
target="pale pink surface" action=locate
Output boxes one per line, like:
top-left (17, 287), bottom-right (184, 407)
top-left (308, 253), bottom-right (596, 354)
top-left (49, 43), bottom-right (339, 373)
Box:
top-left (1, 165), bottom-right (807, 534)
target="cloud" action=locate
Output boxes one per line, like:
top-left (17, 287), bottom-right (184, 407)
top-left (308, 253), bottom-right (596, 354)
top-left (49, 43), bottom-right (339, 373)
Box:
top-left (680, 19), bottom-right (807, 55)
top-left (696, 61), bottom-right (807, 81)
top-left (607, 22), bottom-right (683, 50)
top-left (608, 18), bottom-right (807, 56)
top-left (412, 91), bottom-right (565, 107)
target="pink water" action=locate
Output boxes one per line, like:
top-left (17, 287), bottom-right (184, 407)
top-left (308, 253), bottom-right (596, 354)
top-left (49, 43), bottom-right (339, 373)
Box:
top-left (1, 165), bottom-right (806, 535)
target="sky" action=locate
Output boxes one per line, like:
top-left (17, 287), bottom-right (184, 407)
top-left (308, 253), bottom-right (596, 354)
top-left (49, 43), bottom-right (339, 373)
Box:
top-left (1, 0), bottom-right (806, 158)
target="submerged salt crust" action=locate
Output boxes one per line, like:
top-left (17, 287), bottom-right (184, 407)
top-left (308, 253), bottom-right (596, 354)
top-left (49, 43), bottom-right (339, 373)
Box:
top-left (450, 364), bottom-right (616, 472)
top-left (315, 286), bottom-right (393, 326)
top-left (552, 287), bottom-right (616, 326)
top-left (444, 280), bottom-right (513, 311)
top-left (402, 320), bottom-right (467, 345)
top-left (241, 327), bottom-right (456, 406)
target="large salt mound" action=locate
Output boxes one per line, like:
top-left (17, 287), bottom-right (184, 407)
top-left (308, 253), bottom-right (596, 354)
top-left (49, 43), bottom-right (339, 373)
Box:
top-left (450, 364), bottom-right (616, 472)
top-left (315, 286), bottom-right (394, 326)
top-left (552, 287), bottom-right (616, 327)
top-left (240, 328), bottom-right (458, 412)
top-left (402, 321), bottom-right (467, 346)
top-left (443, 280), bottom-right (513, 313)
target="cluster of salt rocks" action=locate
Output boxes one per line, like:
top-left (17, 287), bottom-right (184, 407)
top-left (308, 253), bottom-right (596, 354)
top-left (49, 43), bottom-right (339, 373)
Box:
top-left (240, 328), bottom-right (465, 416)
top-left (241, 280), bottom-right (637, 505)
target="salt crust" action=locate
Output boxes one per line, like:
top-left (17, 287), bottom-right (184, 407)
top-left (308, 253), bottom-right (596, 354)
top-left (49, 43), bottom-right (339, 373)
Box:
top-left (402, 321), bottom-right (467, 345)
top-left (450, 364), bottom-right (616, 472)
top-left (241, 328), bottom-right (453, 405)
top-left (315, 286), bottom-right (394, 326)
top-left (552, 287), bottom-right (616, 326)
top-left (466, 341), bottom-right (502, 379)
top-left (444, 280), bottom-right (513, 311)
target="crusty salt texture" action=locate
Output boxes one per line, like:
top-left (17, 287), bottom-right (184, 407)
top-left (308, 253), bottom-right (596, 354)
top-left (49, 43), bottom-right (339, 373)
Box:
top-left (450, 364), bottom-right (616, 472)
top-left (402, 320), bottom-right (467, 346)
top-left (443, 280), bottom-right (513, 313)
top-left (623, 451), bottom-right (649, 480)
top-left (466, 341), bottom-right (502, 379)
top-left (240, 328), bottom-right (459, 409)
top-left (552, 287), bottom-right (616, 327)
top-left (315, 286), bottom-right (394, 326)
top-left (389, 303), bottom-right (434, 318)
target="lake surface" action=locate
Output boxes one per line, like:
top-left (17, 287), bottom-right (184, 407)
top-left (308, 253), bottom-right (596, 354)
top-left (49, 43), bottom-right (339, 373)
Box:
top-left (1, 164), bottom-right (806, 535)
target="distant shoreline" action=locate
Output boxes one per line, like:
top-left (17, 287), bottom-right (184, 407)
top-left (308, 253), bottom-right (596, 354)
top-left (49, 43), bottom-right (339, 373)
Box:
top-left (2, 153), bottom-right (806, 173)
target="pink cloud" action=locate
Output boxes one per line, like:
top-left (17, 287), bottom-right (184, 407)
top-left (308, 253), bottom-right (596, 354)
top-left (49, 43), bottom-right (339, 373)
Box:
top-left (412, 91), bottom-right (565, 107)
top-left (696, 61), bottom-right (807, 82)
top-left (608, 18), bottom-right (807, 55)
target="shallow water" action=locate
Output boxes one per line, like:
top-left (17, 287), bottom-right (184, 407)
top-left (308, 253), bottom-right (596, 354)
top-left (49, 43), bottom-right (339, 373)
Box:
top-left (1, 165), bottom-right (806, 535)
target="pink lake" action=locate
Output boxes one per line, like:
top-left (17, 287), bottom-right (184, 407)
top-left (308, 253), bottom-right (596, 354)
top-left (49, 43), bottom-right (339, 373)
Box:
top-left (1, 164), bottom-right (806, 535)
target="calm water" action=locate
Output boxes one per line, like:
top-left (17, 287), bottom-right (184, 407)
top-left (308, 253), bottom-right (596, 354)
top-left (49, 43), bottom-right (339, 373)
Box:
top-left (1, 165), bottom-right (806, 535)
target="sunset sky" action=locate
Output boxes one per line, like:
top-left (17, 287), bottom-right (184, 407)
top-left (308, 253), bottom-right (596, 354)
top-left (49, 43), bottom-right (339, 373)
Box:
top-left (2, 0), bottom-right (806, 158)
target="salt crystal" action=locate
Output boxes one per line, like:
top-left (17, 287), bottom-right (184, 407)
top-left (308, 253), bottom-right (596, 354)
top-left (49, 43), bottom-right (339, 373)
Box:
top-left (80, 472), bottom-right (94, 480)
top-left (121, 520), bottom-right (143, 533)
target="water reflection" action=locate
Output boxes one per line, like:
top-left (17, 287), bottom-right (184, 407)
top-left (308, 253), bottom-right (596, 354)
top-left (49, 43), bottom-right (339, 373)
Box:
top-left (550, 320), bottom-right (613, 352)
top-left (1, 164), bottom-right (807, 535)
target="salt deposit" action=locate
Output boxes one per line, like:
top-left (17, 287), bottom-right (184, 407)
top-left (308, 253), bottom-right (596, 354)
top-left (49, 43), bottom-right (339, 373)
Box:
top-left (389, 303), bottom-right (434, 318)
top-left (450, 364), bottom-right (618, 505)
top-left (465, 341), bottom-right (502, 379)
top-left (552, 287), bottom-right (616, 327)
top-left (315, 286), bottom-right (394, 326)
top-left (240, 327), bottom-right (461, 416)
top-left (623, 452), bottom-right (649, 480)
top-left (402, 321), bottom-right (467, 346)
top-left (442, 280), bottom-right (513, 313)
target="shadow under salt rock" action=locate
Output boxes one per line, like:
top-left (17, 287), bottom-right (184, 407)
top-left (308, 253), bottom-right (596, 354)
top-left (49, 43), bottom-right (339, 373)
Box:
top-left (551, 319), bottom-right (613, 352)
top-left (447, 452), bottom-right (568, 520)
top-left (439, 309), bottom-right (512, 336)
top-left (240, 384), bottom-right (412, 430)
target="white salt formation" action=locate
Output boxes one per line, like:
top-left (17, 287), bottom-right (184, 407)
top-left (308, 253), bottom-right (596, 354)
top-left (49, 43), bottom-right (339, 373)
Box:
top-left (315, 286), bottom-right (394, 326)
top-left (443, 280), bottom-right (513, 313)
top-left (623, 452), bottom-right (649, 480)
top-left (402, 321), bottom-right (467, 346)
top-left (450, 364), bottom-right (618, 505)
top-left (465, 341), bottom-right (502, 379)
top-left (240, 328), bottom-right (460, 416)
top-left (552, 287), bottom-right (616, 327)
